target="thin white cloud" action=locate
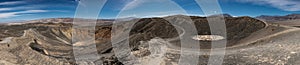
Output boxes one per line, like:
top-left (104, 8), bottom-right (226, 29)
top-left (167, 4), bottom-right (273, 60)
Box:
top-left (0, 10), bottom-right (48, 19)
top-left (124, 0), bottom-right (165, 10)
top-left (236, 0), bottom-right (300, 11)
top-left (124, 0), bottom-right (145, 10)
top-left (0, 13), bottom-right (19, 18)
top-left (0, 8), bottom-right (13, 11)
top-left (16, 10), bottom-right (48, 13)
top-left (0, 7), bottom-right (32, 12)
top-left (119, 0), bottom-right (190, 18)
top-left (0, 1), bottom-right (25, 5)
top-left (0, 5), bottom-right (47, 12)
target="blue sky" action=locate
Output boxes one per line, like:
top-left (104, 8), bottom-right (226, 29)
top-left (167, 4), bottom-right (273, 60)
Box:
top-left (0, 0), bottom-right (300, 22)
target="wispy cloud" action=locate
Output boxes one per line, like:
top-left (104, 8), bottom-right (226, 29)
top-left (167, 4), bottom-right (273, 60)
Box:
top-left (124, 0), bottom-right (165, 10)
top-left (0, 10), bottom-right (48, 19)
top-left (0, 1), bottom-right (70, 19)
top-left (119, 0), bottom-right (189, 18)
top-left (0, 6), bottom-right (37, 12)
top-left (236, 0), bottom-right (300, 11)
top-left (124, 0), bottom-right (145, 10)
top-left (0, 1), bottom-right (25, 5)
top-left (0, 0), bottom-right (75, 22)
top-left (0, 8), bottom-right (13, 11)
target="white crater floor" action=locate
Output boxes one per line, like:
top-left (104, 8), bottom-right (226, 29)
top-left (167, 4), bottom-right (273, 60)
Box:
top-left (192, 35), bottom-right (225, 41)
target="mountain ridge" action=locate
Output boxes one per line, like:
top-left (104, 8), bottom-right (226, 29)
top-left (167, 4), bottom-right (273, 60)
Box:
top-left (256, 14), bottom-right (300, 22)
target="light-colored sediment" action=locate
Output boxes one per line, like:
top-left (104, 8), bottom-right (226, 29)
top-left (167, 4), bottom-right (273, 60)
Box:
top-left (0, 37), bottom-right (13, 44)
top-left (192, 35), bottom-right (224, 41)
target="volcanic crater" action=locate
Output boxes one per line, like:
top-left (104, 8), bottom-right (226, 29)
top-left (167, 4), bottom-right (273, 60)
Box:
top-left (128, 16), bottom-right (267, 49)
top-left (0, 15), bottom-right (268, 64)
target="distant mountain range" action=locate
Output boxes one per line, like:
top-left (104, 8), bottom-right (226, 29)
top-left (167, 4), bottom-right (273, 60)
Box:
top-left (4, 17), bottom-right (139, 25)
top-left (256, 14), bottom-right (300, 22)
top-left (4, 13), bottom-right (300, 25)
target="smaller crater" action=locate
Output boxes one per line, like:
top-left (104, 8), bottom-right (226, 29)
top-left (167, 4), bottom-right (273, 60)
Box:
top-left (29, 42), bottom-right (46, 55)
top-left (29, 39), bottom-right (47, 55)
